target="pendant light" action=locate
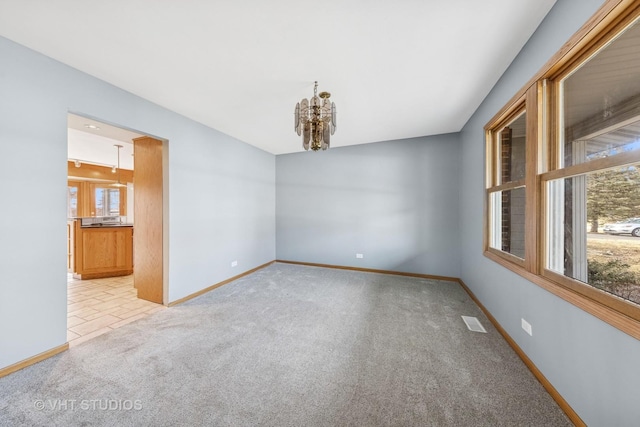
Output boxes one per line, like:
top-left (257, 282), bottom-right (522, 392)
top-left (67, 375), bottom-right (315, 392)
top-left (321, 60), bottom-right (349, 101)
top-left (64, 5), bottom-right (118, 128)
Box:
top-left (113, 144), bottom-right (127, 187)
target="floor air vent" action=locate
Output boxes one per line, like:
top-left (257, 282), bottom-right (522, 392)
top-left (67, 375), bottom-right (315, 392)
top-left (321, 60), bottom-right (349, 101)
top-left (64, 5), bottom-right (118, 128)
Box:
top-left (462, 316), bottom-right (487, 333)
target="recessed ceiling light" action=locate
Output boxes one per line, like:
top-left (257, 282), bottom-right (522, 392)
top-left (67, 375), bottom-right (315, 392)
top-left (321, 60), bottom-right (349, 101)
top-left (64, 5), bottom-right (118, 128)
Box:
top-left (84, 124), bottom-right (100, 130)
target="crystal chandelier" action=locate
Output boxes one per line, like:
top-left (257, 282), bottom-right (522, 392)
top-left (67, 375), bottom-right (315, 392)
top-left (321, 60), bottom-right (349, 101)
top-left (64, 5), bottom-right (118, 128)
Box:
top-left (294, 81), bottom-right (336, 151)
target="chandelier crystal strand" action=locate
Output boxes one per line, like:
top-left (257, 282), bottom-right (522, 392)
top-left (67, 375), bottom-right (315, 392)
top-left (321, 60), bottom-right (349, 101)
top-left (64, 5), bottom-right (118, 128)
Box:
top-left (294, 81), bottom-right (336, 151)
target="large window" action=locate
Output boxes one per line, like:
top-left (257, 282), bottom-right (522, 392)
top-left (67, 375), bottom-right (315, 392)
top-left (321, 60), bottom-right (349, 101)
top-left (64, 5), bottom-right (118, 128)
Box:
top-left (485, 1), bottom-right (640, 338)
top-left (546, 166), bottom-right (640, 306)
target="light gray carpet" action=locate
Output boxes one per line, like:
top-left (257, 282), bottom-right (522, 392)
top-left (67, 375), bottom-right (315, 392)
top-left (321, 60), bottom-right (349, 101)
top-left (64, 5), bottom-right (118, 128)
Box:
top-left (0, 263), bottom-right (570, 426)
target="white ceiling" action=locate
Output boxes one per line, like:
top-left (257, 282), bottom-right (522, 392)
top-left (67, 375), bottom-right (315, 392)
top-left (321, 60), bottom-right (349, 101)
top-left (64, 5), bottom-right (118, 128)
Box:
top-left (68, 113), bottom-right (141, 170)
top-left (0, 0), bottom-right (557, 155)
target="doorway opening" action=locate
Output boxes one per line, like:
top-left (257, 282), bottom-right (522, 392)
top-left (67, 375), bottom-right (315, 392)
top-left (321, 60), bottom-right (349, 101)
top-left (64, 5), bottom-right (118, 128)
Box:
top-left (66, 113), bottom-right (166, 346)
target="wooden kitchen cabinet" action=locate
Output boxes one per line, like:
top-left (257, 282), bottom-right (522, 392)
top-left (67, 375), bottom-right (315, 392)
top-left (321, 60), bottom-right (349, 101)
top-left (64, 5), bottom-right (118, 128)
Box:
top-left (67, 221), bottom-right (75, 273)
top-left (72, 221), bottom-right (133, 280)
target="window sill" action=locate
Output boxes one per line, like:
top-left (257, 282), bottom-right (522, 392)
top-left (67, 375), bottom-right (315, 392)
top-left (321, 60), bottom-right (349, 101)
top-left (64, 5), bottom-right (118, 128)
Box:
top-left (484, 250), bottom-right (640, 340)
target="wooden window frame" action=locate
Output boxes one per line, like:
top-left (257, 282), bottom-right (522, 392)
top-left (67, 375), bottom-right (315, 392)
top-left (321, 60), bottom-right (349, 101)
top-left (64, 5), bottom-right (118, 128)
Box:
top-left (67, 180), bottom-right (127, 217)
top-left (68, 180), bottom-right (90, 218)
top-left (90, 183), bottom-right (127, 217)
top-left (485, 88), bottom-right (539, 270)
top-left (67, 160), bottom-right (131, 217)
top-left (484, 0), bottom-right (640, 340)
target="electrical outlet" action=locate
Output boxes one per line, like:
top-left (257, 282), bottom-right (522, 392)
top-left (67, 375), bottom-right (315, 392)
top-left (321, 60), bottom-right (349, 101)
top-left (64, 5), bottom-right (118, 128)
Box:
top-left (231, 260), bottom-right (238, 267)
top-left (521, 318), bottom-right (532, 336)
top-left (356, 253), bottom-right (364, 259)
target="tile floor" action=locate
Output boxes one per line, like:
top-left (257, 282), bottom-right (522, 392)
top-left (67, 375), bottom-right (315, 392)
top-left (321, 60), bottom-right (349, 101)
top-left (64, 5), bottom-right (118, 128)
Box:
top-left (67, 274), bottom-right (165, 347)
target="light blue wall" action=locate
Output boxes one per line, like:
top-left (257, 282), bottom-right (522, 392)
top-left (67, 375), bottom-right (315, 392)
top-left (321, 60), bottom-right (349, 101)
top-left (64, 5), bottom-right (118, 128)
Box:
top-left (458, 0), bottom-right (640, 425)
top-left (276, 135), bottom-right (461, 278)
top-left (0, 36), bottom-right (275, 369)
top-left (2, 0), bottom-right (639, 423)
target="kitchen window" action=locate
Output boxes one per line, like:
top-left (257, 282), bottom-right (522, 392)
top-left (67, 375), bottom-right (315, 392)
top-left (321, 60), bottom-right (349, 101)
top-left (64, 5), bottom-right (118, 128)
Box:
top-left (67, 183), bottom-right (78, 218)
top-left (95, 187), bottom-right (121, 217)
top-left (67, 180), bottom-right (126, 217)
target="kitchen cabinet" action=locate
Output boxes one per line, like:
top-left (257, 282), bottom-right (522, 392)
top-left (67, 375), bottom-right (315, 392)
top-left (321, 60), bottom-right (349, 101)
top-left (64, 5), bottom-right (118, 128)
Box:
top-left (72, 220), bottom-right (133, 279)
top-left (67, 221), bottom-right (74, 273)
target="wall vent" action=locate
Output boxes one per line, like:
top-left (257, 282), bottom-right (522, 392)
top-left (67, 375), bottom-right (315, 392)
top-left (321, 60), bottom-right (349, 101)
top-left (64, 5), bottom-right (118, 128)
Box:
top-left (462, 316), bottom-right (487, 333)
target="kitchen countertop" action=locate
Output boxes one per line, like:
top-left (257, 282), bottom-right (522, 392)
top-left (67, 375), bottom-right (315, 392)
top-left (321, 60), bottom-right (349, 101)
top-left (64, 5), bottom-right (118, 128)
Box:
top-left (81, 223), bottom-right (134, 228)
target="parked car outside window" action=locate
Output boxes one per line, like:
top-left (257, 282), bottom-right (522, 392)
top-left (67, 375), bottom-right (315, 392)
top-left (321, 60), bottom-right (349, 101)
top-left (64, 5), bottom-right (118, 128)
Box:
top-left (603, 218), bottom-right (640, 237)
